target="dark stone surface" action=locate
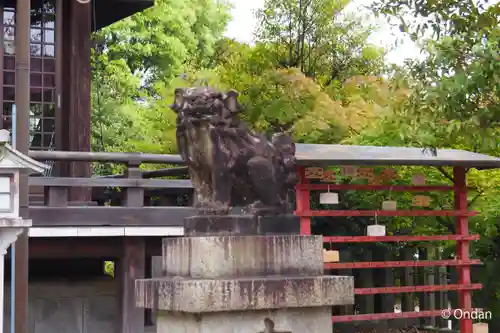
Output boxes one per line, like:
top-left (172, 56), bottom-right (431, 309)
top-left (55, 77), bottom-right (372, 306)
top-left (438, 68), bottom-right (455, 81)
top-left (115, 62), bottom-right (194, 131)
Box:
top-left (171, 87), bottom-right (297, 216)
top-left (184, 214), bottom-right (300, 236)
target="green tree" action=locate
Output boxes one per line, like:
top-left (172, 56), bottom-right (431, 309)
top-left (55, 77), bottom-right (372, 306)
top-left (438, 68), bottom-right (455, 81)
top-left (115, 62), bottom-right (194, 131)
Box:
top-left (255, 0), bottom-right (386, 85)
top-left (365, 0), bottom-right (500, 326)
top-left (95, 0), bottom-right (231, 87)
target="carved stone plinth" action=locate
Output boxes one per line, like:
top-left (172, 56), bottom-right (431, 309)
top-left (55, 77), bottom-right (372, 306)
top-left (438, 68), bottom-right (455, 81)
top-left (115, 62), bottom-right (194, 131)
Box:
top-left (136, 219), bottom-right (355, 333)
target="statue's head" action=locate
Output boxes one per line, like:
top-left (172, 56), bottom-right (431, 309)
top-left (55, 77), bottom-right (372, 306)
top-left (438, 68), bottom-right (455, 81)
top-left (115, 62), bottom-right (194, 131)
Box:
top-left (170, 87), bottom-right (241, 125)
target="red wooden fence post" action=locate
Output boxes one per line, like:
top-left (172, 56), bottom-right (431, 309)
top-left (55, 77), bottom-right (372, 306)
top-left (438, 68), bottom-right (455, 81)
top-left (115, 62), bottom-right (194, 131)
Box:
top-left (296, 166), bottom-right (311, 235)
top-left (453, 167), bottom-right (473, 333)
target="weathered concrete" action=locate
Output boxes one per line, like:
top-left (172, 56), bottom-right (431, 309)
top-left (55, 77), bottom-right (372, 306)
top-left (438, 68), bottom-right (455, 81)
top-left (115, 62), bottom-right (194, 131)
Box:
top-left (155, 307), bottom-right (332, 333)
top-left (136, 275), bottom-right (353, 312)
top-left (161, 235), bottom-right (324, 278)
top-left (136, 232), bottom-right (355, 333)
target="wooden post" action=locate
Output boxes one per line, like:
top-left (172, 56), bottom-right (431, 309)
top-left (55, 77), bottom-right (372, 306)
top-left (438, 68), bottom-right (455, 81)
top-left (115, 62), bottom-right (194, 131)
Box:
top-left (402, 248), bottom-right (414, 312)
top-left (418, 247), bottom-right (428, 327)
top-left (44, 186), bottom-right (68, 207)
top-left (119, 237), bottom-right (145, 333)
top-left (379, 249), bottom-right (395, 313)
top-left (449, 267), bottom-right (460, 330)
top-left (14, 0), bottom-right (30, 332)
top-left (454, 167), bottom-right (473, 333)
top-left (426, 247), bottom-right (436, 328)
top-left (125, 161), bottom-right (144, 207)
top-left (61, 0), bottom-right (92, 202)
top-left (436, 264), bottom-right (449, 328)
top-left (338, 250), bottom-right (354, 315)
top-left (374, 247), bottom-right (395, 329)
top-left (359, 249), bottom-right (375, 314)
top-left (118, 161), bottom-right (145, 333)
top-left (296, 166), bottom-right (311, 235)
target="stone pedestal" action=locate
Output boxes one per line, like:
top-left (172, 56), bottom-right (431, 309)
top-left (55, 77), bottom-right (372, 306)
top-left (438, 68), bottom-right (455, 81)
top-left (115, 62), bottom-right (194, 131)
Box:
top-left (136, 215), bottom-right (355, 333)
top-left (184, 214), bottom-right (301, 236)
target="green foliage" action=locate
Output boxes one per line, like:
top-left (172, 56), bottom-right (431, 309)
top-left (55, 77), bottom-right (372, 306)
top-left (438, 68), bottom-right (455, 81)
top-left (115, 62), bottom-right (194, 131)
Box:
top-left (365, 0), bottom-right (500, 325)
top-left (90, 0), bottom-right (500, 325)
top-left (255, 0), bottom-right (387, 84)
top-left (372, 0), bottom-right (499, 40)
top-left (95, 0), bottom-right (231, 86)
top-left (90, 0), bottom-right (232, 171)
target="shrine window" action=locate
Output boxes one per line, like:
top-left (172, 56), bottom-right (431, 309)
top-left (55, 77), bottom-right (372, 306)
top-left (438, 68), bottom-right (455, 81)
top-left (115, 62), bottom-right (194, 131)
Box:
top-left (0, 0), bottom-right (56, 151)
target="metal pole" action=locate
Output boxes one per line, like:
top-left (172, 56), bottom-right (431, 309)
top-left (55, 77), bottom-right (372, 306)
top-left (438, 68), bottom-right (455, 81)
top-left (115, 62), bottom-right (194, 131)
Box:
top-left (10, 105), bottom-right (16, 333)
top-left (14, 0), bottom-right (31, 332)
top-left (12, 106), bottom-right (16, 149)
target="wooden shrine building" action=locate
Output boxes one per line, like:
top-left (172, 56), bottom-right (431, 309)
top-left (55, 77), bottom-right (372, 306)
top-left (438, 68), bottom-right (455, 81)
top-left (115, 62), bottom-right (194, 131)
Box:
top-left (1, 1), bottom-right (500, 333)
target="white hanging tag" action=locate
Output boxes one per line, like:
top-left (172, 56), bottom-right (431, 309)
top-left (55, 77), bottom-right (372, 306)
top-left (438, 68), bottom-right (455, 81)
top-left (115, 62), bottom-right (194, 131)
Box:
top-left (367, 212), bottom-right (386, 236)
top-left (473, 323), bottom-right (488, 333)
top-left (320, 192), bottom-right (339, 204)
top-left (367, 224), bottom-right (386, 236)
top-left (320, 184), bottom-right (339, 205)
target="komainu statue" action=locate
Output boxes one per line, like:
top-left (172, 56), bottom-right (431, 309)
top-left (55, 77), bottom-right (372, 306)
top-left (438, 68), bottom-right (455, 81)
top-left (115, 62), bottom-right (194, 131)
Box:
top-left (171, 87), bottom-right (296, 215)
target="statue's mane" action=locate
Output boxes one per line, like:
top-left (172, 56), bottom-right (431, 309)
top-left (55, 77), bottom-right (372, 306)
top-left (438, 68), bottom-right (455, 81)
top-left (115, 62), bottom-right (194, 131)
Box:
top-left (169, 86), bottom-right (296, 215)
top-left (171, 87), bottom-right (241, 125)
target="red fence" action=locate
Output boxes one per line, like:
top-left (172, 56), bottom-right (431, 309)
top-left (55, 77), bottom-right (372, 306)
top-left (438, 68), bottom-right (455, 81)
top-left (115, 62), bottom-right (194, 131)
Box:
top-left (295, 166), bottom-right (480, 333)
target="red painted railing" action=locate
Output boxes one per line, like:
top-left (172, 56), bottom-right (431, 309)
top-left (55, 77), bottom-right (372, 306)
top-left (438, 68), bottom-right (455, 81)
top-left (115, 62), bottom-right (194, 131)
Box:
top-left (295, 165), bottom-right (477, 333)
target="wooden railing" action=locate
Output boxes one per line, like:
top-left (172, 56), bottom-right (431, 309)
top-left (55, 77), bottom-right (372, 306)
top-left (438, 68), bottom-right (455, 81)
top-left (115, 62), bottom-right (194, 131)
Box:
top-left (27, 150), bottom-right (195, 227)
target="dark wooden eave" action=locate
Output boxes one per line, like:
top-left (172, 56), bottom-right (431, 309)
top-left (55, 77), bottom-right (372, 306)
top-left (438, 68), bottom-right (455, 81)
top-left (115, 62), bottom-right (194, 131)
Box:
top-left (93, 0), bottom-right (154, 30)
top-left (0, 0), bottom-right (154, 31)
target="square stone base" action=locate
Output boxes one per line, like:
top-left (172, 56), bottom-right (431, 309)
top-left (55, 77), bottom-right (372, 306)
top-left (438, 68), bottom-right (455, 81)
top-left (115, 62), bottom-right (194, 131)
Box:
top-left (156, 307), bottom-right (332, 333)
top-left (184, 214), bottom-right (300, 236)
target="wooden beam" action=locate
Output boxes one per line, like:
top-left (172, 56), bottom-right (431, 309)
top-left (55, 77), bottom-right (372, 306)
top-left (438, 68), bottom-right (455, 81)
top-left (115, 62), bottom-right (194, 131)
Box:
top-left (26, 237), bottom-right (123, 258)
top-left (28, 206), bottom-right (196, 226)
top-left (119, 237), bottom-right (145, 333)
top-left (18, 237), bottom-right (163, 259)
top-left (28, 150), bottom-right (184, 164)
top-left (29, 177), bottom-right (193, 189)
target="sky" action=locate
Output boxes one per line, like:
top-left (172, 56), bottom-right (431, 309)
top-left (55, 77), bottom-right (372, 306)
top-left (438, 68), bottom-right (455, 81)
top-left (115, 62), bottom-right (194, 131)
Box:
top-left (224, 0), bottom-right (423, 65)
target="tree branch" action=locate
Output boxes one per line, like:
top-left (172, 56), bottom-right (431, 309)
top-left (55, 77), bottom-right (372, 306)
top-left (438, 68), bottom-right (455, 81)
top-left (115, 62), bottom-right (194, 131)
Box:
top-left (436, 166), bottom-right (454, 183)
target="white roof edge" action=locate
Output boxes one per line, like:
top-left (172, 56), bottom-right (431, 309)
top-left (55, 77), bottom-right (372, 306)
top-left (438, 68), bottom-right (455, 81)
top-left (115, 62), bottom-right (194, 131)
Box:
top-left (29, 226), bottom-right (185, 237)
top-left (3, 143), bottom-right (50, 174)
